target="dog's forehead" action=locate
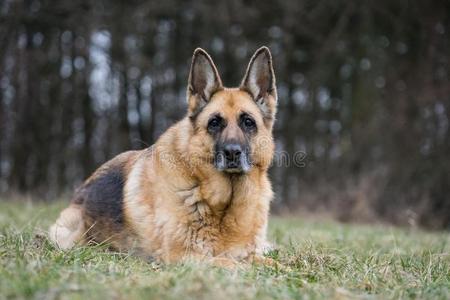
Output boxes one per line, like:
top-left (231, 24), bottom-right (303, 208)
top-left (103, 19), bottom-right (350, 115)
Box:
top-left (206, 89), bottom-right (259, 117)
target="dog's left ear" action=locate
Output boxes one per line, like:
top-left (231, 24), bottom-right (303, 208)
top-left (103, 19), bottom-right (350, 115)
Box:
top-left (240, 46), bottom-right (277, 120)
top-left (187, 48), bottom-right (223, 117)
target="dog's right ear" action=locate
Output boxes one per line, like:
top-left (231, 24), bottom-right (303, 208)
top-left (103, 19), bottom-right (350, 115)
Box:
top-left (187, 48), bottom-right (223, 117)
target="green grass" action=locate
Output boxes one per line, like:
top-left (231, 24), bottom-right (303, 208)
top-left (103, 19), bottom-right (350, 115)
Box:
top-left (0, 201), bottom-right (449, 299)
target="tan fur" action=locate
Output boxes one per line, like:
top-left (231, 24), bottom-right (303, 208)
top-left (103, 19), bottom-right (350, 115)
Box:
top-left (50, 47), bottom-right (277, 266)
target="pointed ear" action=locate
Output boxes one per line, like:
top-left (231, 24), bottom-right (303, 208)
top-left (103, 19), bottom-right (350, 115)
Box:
top-left (240, 46), bottom-right (277, 120)
top-left (187, 48), bottom-right (223, 117)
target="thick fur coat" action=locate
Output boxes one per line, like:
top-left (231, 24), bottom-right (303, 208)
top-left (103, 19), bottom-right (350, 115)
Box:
top-left (50, 47), bottom-right (278, 266)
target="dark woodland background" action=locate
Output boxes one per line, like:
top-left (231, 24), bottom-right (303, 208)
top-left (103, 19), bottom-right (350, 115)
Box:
top-left (1, 0), bottom-right (449, 228)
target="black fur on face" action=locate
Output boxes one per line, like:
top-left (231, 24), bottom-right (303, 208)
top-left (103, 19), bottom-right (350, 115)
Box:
top-left (238, 112), bottom-right (257, 135)
top-left (207, 112), bottom-right (257, 174)
top-left (207, 114), bottom-right (226, 136)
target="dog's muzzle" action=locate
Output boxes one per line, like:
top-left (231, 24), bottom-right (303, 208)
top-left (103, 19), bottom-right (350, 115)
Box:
top-left (214, 143), bottom-right (251, 173)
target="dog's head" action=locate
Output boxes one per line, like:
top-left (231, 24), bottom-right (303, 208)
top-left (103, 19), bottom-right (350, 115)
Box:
top-left (187, 47), bottom-right (277, 174)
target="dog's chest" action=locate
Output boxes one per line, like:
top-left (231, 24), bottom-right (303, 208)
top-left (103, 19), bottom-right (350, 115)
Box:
top-left (181, 200), bottom-right (258, 258)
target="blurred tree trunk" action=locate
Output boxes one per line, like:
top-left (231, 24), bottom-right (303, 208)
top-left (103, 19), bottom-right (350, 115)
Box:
top-left (118, 70), bottom-right (131, 151)
top-left (9, 25), bottom-right (35, 191)
top-left (149, 83), bottom-right (157, 144)
top-left (135, 78), bottom-right (148, 145)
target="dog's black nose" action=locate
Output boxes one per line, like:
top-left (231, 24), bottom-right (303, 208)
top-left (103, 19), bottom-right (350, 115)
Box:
top-left (223, 143), bottom-right (242, 164)
top-left (214, 142), bottom-right (251, 173)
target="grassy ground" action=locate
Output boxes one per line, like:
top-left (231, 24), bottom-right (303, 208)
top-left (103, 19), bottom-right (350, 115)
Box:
top-left (0, 201), bottom-right (449, 300)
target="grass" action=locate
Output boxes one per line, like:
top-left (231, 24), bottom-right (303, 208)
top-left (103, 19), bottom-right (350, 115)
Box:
top-left (0, 201), bottom-right (449, 299)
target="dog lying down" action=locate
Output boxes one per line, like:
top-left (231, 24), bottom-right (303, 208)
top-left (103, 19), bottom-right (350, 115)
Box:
top-left (50, 46), bottom-right (280, 268)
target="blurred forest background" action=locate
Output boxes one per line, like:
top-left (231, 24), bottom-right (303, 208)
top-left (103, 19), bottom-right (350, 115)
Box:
top-left (0, 0), bottom-right (449, 228)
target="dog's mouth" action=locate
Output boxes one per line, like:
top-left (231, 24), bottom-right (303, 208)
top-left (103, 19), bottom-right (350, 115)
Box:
top-left (213, 149), bottom-right (252, 174)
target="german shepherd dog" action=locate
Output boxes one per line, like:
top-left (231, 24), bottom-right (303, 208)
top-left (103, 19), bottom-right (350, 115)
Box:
top-left (49, 47), bottom-right (278, 266)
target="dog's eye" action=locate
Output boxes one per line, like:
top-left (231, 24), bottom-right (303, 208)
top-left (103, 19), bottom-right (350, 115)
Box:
top-left (209, 119), bottom-right (220, 127)
top-left (243, 116), bottom-right (256, 129)
top-left (207, 116), bottom-right (223, 132)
